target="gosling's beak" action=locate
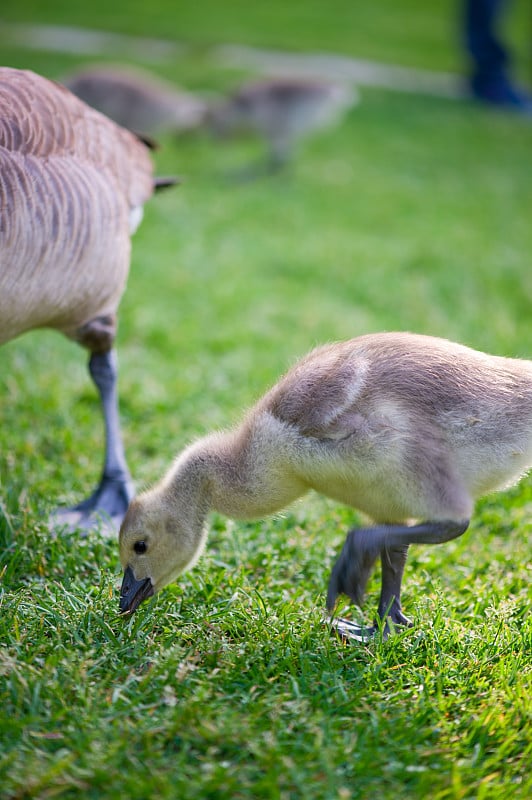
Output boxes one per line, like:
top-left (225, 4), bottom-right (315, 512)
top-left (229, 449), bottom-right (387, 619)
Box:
top-left (119, 566), bottom-right (154, 614)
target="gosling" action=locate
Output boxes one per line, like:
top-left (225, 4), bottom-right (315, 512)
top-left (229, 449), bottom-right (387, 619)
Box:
top-left (119, 332), bottom-right (532, 636)
top-left (207, 77), bottom-right (356, 177)
top-left (63, 64), bottom-right (207, 138)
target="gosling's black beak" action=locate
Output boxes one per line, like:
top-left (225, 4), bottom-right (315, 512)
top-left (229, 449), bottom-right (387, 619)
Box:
top-left (119, 566), bottom-right (154, 614)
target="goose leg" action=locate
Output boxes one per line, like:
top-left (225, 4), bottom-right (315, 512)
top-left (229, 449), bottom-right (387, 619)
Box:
top-left (267, 136), bottom-right (292, 173)
top-left (377, 543), bottom-right (412, 630)
top-left (77, 349), bottom-right (134, 518)
top-left (326, 519), bottom-right (469, 640)
top-left (228, 139), bottom-right (292, 182)
top-left (53, 348), bottom-right (134, 533)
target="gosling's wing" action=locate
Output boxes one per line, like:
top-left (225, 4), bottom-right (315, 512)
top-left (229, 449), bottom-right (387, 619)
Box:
top-left (262, 333), bottom-right (532, 442)
top-left (263, 340), bottom-right (370, 439)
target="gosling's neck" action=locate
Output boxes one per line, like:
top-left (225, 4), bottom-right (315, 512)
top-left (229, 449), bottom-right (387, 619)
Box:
top-left (162, 423), bottom-right (304, 522)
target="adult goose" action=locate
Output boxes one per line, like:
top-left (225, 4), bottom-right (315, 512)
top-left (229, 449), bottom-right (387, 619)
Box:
top-left (0, 66), bottom-right (174, 531)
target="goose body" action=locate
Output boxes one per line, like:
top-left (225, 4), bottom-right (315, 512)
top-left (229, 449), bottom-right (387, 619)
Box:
top-left (0, 66), bottom-right (158, 529)
top-left (64, 65), bottom-right (207, 137)
top-left (208, 77), bottom-right (356, 174)
top-left (119, 332), bottom-right (532, 632)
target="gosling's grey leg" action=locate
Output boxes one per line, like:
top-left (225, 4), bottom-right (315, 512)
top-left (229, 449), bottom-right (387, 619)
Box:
top-left (53, 348), bottom-right (134, 533)
top-left (326, 519), bottom-right (470, 639)
top-left (325, 525), bottom-right (383, 642)
top-left (267, 136), bottom-right (292, 173)
top-left (327, 526), bottom-right (382, 609)
top-left (228, 147), bottom-right (290, 182)
top-left (377, 544), bottom-right (411, 629)
top-left (228, 136), bottom-right (292, 182)
top-left (327, 544), bottom-right (411, 641)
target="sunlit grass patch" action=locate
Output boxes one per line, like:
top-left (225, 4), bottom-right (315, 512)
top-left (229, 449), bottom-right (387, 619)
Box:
top-left (1, 6), bottom-right (532, 797)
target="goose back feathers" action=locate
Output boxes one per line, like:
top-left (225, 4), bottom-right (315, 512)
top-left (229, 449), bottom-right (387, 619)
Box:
top-left (0, 66), bottom-right (154, 347)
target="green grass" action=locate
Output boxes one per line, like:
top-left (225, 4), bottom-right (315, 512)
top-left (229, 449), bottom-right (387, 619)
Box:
top-left (1, 4), bottom-right (532, 798)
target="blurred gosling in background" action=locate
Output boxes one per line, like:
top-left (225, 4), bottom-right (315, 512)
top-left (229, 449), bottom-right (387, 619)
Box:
top-left (63, 64), bottom-right (207, 138)
top-left (207, 76), bottom-right (357, 177)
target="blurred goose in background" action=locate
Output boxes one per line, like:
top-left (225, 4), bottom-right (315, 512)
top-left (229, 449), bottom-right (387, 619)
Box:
top-left (207, 76), bottom-right (357, 177)
top-left (118, 332), bottom-right (532, 638)
top-left (63, 64), bottom-right (207, 138)
top-left (0, 66), bottom-right (176, 532)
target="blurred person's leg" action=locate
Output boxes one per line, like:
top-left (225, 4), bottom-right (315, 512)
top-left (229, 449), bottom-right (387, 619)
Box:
top-left (463, 0), bottom-right (531, 109)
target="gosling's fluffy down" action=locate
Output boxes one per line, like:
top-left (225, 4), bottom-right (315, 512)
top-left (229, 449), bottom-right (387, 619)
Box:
top-left (63, 64), bottom-right (207, 137)
top-left (119, 332), bottom-right (532, 632)
top-left (207, 76), bottom-right (357, 173)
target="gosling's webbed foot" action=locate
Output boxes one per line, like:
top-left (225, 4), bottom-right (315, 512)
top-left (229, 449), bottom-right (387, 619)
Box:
top-left (326, 607), bottom-right (412, 644)
top-left (384, 607), bottom-right (412, 628)
top-left (327, 615), bottom-right (377, 643)
top-left (326, 527), bottom-right (413, 641)
top-left (50, 474), bottom-right (134, 536)
top-left (327, 519), bottom-right (470, 641)
top-left (375, 609), bottom-right (413, 640)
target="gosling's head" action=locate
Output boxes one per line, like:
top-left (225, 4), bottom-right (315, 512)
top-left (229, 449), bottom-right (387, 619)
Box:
top-left (118, 489), bottom-right (208, 614)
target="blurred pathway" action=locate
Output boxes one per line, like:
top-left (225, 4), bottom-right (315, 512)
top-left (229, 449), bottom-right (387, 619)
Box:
top-left (1, 21), bottom-right (464, 99)
top-left (215, 43), bottom-right (463, 99)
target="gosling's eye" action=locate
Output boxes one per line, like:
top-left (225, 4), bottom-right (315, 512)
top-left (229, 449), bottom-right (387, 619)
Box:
top-left (134, 541), bottom-right (147, 555)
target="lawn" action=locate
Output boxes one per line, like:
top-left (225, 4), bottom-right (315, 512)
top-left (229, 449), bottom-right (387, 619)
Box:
top-left (1, 3), bottom-right (532, 798)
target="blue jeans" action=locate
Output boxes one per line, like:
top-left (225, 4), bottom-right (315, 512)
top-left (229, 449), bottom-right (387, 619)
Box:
top-left (463, 0), bottom-right (522, 102)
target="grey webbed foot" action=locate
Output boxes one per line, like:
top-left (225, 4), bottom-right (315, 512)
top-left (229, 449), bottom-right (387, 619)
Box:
top-left (51, 474), bottom-right (134, 535)
top-left (327, 615), bottom-right (377, 643)
top-left (327, 519), bottom-right (469, 641)
top-left (326, 614), bottom-right (409, 644)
